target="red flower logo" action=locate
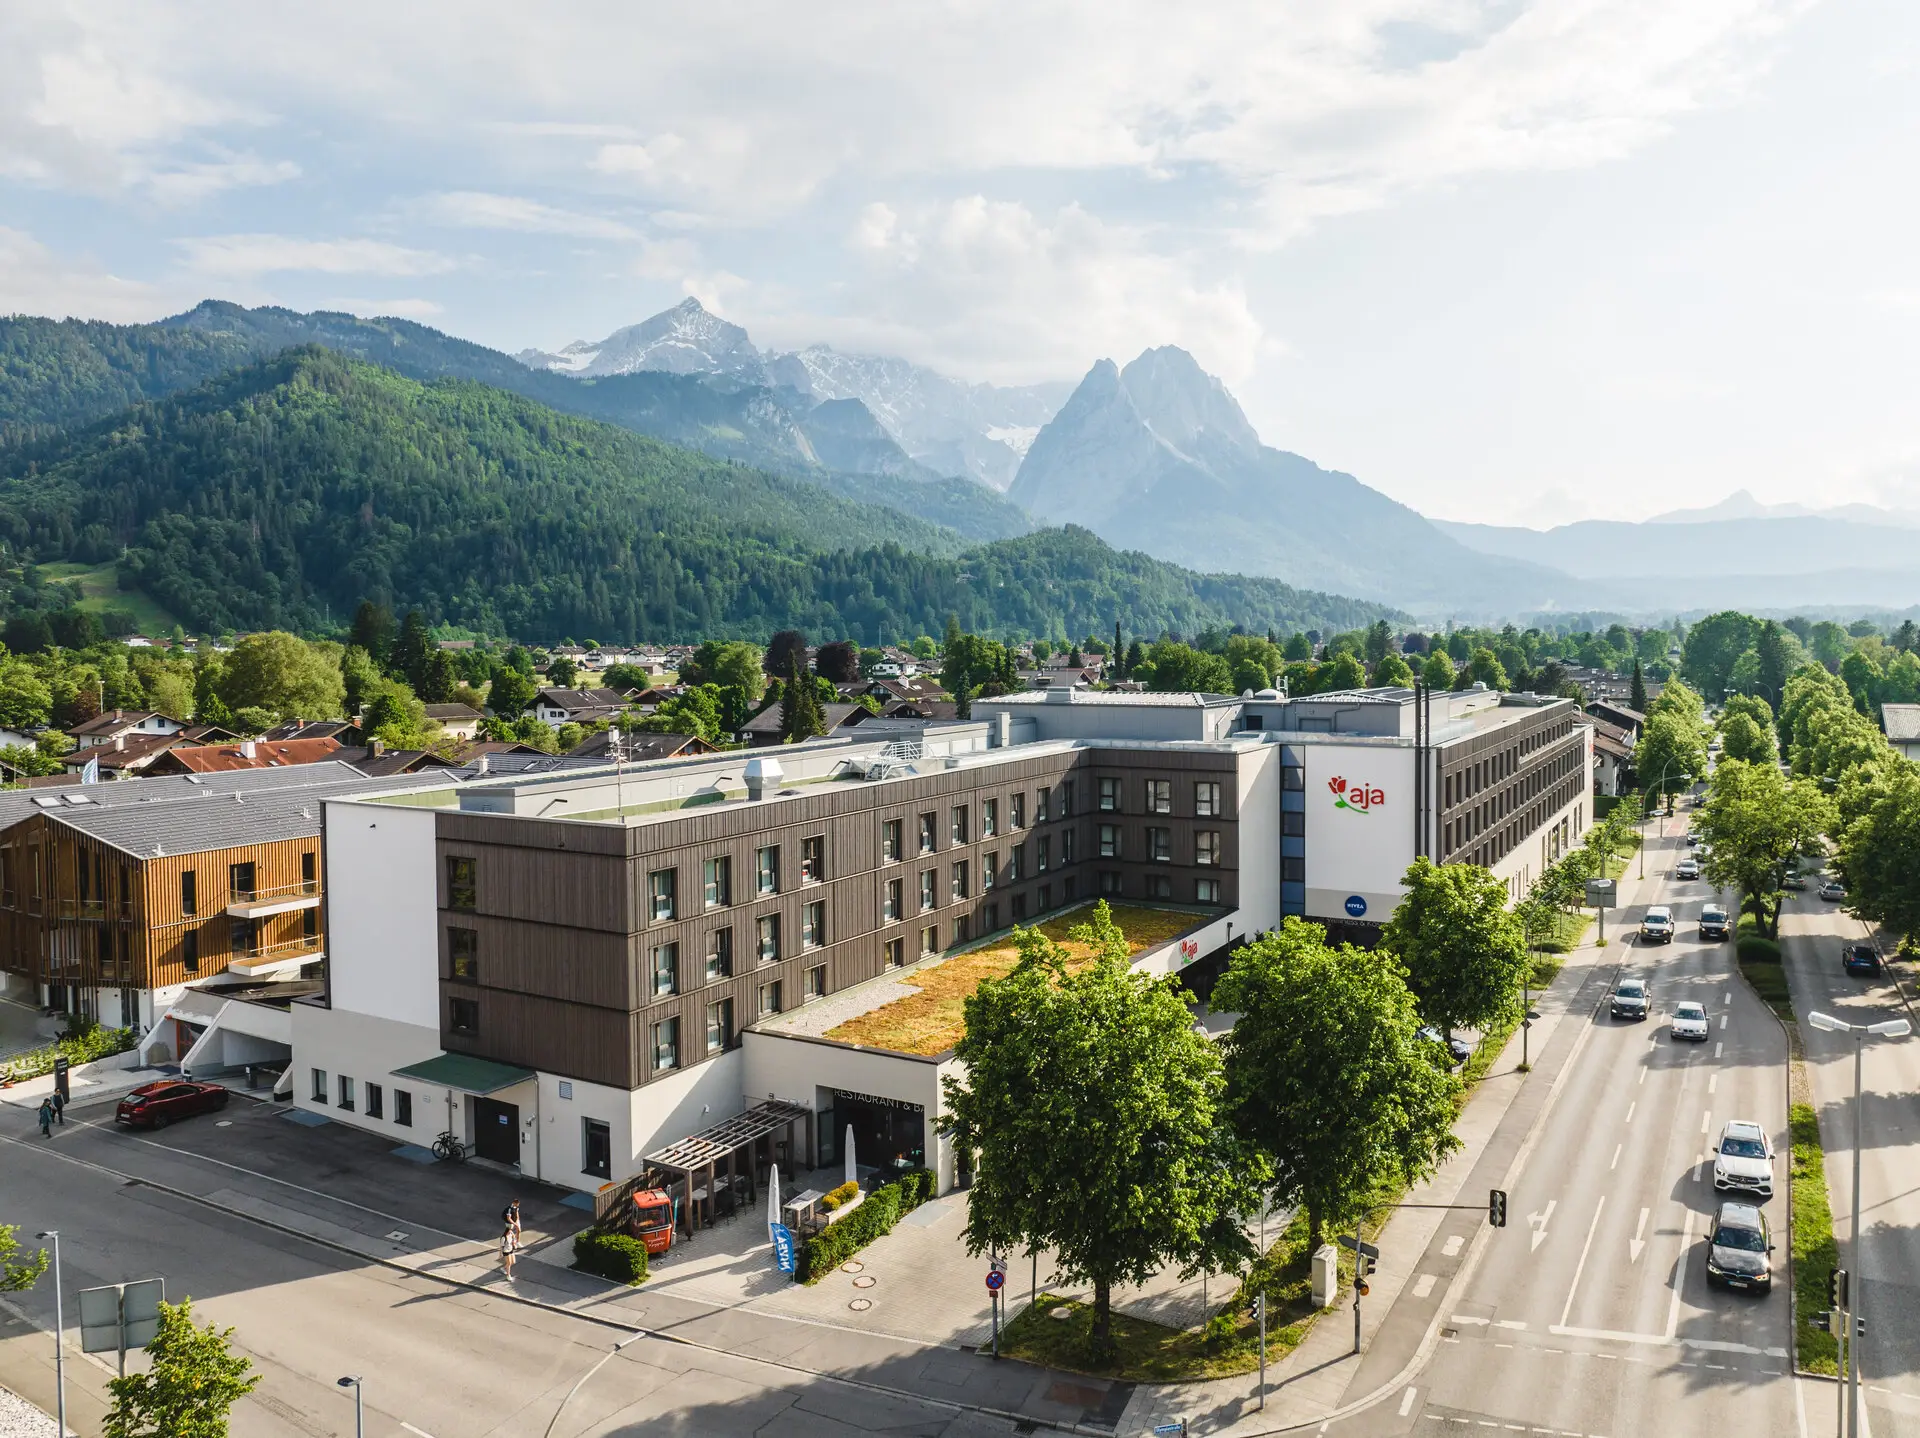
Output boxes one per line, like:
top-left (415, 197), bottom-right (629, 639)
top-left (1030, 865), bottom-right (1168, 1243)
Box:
top-left (1328, 777), bottom-right (1347, 795)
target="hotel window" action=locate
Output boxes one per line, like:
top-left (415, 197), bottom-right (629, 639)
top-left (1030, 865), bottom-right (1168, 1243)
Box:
top-left (805, 965), bottom-right (827, 1001)
top-left (982, 798), bottom-right (997, 837)
top-left (1281, 765), bottom-right (1305, 792)
top-left (800, 836), bottom-right (825, 884)
top-left (1011, 894), bottom-right (1028, 923)
top-left (1146, 780), bottom-right (1171, 815)
top-left (229, 860), bottom-right (257, 903)
top-left (758, 981), bottom-right (783, 1019)
top-left (1282, 810), bottom-right (1305, 837)
top-left (449, 997), bottom-right (479, 1035)
top-left (802, 900), bottom-right (826, 949)
top-left (448, 927), bottom-right (478, 982)
top-left (885, 937), bottom-right (905, 967)
top-left (952, 914), bottom-right (970, 945)
top-left (182, 929), bottom-right (200, 974)
top-left (920, 925), bottom-right (939, 957)
top-left (920, 869), bottom-right (937, 911)
top-left (1146, 827), bottom-right (1172, 862)
top-left (181, 870), bottom-right (198, 916)
top-left (706, 998), bottom-right (734, 1054)
top-left (985, 902), bottom-right (1001, 932)
top-left (756, 846), bottom-right (780, 895)
top-left (982, 853), bottom-right (998, 891)
top-left (1062, 828), bottom-right (1075, 863)
top-left (1010, 792), bottom-right (1026, 829)
top-left (446, 855), bottom-right (477, 911)
top-left (652, 1017), bottom-right (680, 1071)
top-left (652, 942), bottom-right (679, 996)
top-left (395, 1090), bottom-right (413, 1127)
top-left (1281, 857), bottom-right (1305, 883)
top-left (951, 860), bottom-right (970, 900)
top-left (1060, 780), bottom-right (1074, 817)
top-left (583, 1118), bottom-right (612, 1179)
top-left (1195, 781), bottom-right (1221, 818)
top-left (1148, 875), bottom-right (1172, 899)
top-left (648, 868), bottom-right (677, 922)
top-left (1036, 835), bottom-right (1050, 872)
top-left (951, 805), bottom-right (969, 845)
top-left (882, 819), bottom-right (903, 862)
top-left (756, 914), bottom-right (781, 963)
top-left (1196, 878), bottom-right (1222, 904)
top-left (1099, 871), bottom-right (1123, 896)
top-left (311, 1068), bottom-right (328, 1102)
top-left (302, 851), bottom-right (318, 895)
top-left (703, 856), bottom-right (731, 908)
top-left (705, 926), bottom-right (733, 981)
top-left (366, 1083), bottom-right (384, 1120)
top-left (1009, 843), bottom-right (1026, 881)
top-left (1098, 777), bottom-right (1121, 812)
top-left (1099, 824), bottom-right (1121, 858)
top-left (884, 877), bottom-right (903, 921)
top-left (1035, 789), bottom-right (1050, 823)
top-left (1195, 831), bottom-right (1221, 867)
top-left (919, 812), bottom-right (938, 854)
top-left (1039, 882), bottom-right (1052, 911)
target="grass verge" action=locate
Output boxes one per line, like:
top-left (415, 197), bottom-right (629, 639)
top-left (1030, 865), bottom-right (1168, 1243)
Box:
top-left (1790, 1102), bottom-right (1840, 1376)
top-left (999, 1213), bottom-right (1319, 1381)
top-left (1734, 913), bottom-right (1792, 1021)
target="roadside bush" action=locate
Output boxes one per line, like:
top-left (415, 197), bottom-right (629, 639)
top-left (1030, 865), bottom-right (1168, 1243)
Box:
top-left (797, 1173), bottom-right (934, 1282)
top-left (572, 1233), bottom-right (648, 1285)
top-left (1736, 934), bottom-right (1782, 966)
top-left (2, 1025), bottom-right (134, 1082)
top-left (819, 1180), bottom-right (860, 1213)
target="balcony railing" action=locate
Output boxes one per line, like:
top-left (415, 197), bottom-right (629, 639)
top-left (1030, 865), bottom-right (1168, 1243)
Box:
top-left (229, 879), bottom-right (320, 905)
top-left (233, 931), bottom-right (323, 962)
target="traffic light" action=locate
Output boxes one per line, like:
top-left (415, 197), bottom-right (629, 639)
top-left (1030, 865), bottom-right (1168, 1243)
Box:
top-left (1489, 1189), bottom-right (1508, 1228)
top-left (1829, 1269), bottom-right (1849, 1308)
top-left (1355, 1253), bottom-right (1372, 1295)
top-left (1814, 1311), bottom-right (1833, 1335)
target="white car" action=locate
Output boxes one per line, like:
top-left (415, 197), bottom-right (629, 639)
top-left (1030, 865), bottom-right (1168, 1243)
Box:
top-left (1639, 906), bottom-right (1675, 944)
top-left (1676, 857), bottom-right (1701, 880)
top-left (1714, 1120), bottom-right (1775, 1198)
top-left (1670, 1002), bottom-right (1710, 1042)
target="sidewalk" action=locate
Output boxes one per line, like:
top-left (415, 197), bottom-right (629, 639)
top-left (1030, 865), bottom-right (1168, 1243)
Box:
top-left (1120, 823), bottom-right (1678, 1436)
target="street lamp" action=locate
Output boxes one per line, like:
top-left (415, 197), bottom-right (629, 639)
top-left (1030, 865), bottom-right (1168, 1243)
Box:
top-left (544, 1333), bottom-right (641, 1438)
top-left (1807, 1010), bottom-right (1911, 1438)
top-left (35, 1231), bottom-right (62, 1438)
top-left (337, 1375), bottom-right (363, 1438)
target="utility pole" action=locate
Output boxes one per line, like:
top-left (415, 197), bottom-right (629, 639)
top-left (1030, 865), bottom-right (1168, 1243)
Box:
top-left (36, 1232), bottom-right (62, 1438)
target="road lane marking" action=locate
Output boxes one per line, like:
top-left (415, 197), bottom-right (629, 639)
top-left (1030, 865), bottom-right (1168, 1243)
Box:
top-left (1723, 991), bottom-right (1730, 1004)
top-left (1451, 1315), bottom-right (1490, 1325)
top-left (1715, 1041), bottom-right (1723, 1058)
top-left (1610, 1144), bottom-right (1621, 1171)
top-left (401, 1427), bottom-right (438, 1438)
top-left (1720, 1014), bottom-right (1728, 1030)
top-left (1708, 1074), bottom-right (1717, 1094)
top-left (1401, 1388), bottom-right (1418, 1417)
top-left (1414, 1274), bottom-right (1436, 1298)
top-left (1701, 1109), bottom-right (1712, 1133)
top-left (1694, 1154), bottom-right (1704, 1182)
top-left (1625, 1102), bottom-right (1636, 1124)
top-left (1495, 1319), bottom-right (1528, 1330)
top-left (1629, 1207), bottom-right (1649, 1264)
top-left (1443, 1235), bottom-right (1464, 1257)
top-left (1529, 1199), bottom-right (1556, 1252)
top-left (1664, 1208), bottom-right (1694, 1340)
top-left (1559, 1196), bottom-right (1606, 1329)
top-left (1638, 1068), bottom-right (1647, 1085)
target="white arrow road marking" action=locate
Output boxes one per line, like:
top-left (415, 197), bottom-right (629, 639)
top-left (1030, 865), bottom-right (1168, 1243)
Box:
top-left (1530, 1199), bottom-right (1557, 1253)
top-left (1629, 1207), bottom-right (1650, 1264)
top-left (1559, 1197), bottom-right (1606, 1329)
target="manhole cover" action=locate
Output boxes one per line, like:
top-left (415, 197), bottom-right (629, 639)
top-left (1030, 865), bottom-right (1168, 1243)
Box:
top-left (384, 1231), bottom-right (410, 1242)
top-left (1051, 1306), bottom-right (1074, 1321)
top-left (849, 1298), bottom-right (872, 1311)
top-left (841, 1260), bottom-right (864, 1274)
top-left (852, 1274), bottom-right (876, 1288)
top-left (215, 1120), bottom-right (233, 1128)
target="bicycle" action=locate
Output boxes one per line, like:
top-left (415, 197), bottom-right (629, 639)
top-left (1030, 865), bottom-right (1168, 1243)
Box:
top-left (431, 1130), bottom-right (467, 1162)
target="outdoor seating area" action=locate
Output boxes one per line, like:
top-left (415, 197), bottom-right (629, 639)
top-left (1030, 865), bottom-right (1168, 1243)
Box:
top-left (637, 1098), bottom-right (810, 1239)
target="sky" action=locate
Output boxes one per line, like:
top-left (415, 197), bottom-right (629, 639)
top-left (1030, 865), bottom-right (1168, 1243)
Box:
top-left (4, 1), bottom-right (1917, 527)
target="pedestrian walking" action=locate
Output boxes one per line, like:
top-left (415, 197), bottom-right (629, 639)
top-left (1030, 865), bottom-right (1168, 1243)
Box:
top-left (51, 1090), bottom-right (65, 1126)
top-left (502, 1199), bottom-right (522, 1243)
top-left (37, 1097), bottom-right (53, 1137)
top-left (500, 1223), bottom-right (519, 1281)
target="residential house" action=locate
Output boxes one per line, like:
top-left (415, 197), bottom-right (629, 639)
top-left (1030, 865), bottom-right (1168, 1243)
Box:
top-left (1574, 713), bottom-right (1636, 797)
top-left (146, 738), bottom-right (346, 776)
top-left (737, 702), bottom-right (865, 747)
top-left (532, 687), bottom-right (637, 729)
top-left (423, 704), bottom-right (486, 741)
top-left (1883, 704), bottom-right (1920, 762)
top-left (68, 710), bottom-right (186, 751)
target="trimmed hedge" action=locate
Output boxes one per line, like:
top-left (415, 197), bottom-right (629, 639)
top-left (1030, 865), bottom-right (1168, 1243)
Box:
top-left (1736, 934), bottom-right (1781, 964)
top-left (573, 1232), bottom-right (649, 1285)
top-left (819, 1180), bottom-right (860, 1213)
top-left (797, 1168), bottom-right (937, 1282)
top-left (2, 1024), bottom-right (134, 1082)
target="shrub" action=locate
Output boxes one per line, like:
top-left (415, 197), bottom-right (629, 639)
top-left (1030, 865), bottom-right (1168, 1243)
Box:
top-left (819, 1180), bottom-right (860, 1214)
top-left (797, 1171), bottom-right (935, 1282)
top-left (1737, 934), bottom-right (1782, 966)
top-left (572, 1233), bottom-right (648, 1285)
top-left (3, 1025), bottom-right (134, 1082)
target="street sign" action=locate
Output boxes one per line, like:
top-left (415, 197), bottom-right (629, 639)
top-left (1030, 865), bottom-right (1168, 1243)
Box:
top-left (1152, 1424), bottom-right (1188, 1437)
top-left (1335, 1234), bottom-right (1380, 1260)
top-left (52, 1056), bottom-right (69, 1102)
top-left (1585, 878), bottom-right (1617, 909)
top-left (985, 1269), bottom-right (1005, 1292)
top-left (79, 1278), bottom-right (164, 1376)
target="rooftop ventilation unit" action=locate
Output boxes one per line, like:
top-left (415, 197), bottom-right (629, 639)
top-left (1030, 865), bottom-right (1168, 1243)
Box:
top-left (743, 756), bottom-right (782, 801)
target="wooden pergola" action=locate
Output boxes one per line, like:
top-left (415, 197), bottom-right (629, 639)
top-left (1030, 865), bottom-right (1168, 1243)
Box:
top-left (643, 1099), bottom-right (811, 1238)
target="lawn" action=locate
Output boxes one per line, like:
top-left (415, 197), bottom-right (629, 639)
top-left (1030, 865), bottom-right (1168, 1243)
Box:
top-left (38, 561), bottom-right (179, 635)
top-left (1790, 1102), bottom-right (1841, 1376)
top-left (1535, 833), bottom-right (1641, 953)
top-left (823, 902), bottom-right (1199, 1056)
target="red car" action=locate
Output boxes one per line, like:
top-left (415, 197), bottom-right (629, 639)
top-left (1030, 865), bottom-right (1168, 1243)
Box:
top-left (115, 1080), bottom-right (229, 1129)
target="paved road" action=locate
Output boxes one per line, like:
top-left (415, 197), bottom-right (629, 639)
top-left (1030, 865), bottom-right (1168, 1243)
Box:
top-left (0, 1110), bottom-right (1023, 1437)
top-left (1328, 821), bottom-right (1806, 1438)
top-left (1783, 894), bottom-right (1920, 1438)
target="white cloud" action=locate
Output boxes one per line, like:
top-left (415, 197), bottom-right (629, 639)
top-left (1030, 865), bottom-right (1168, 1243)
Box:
top-left (315, 296), bottom-right (446, 321)
top-left (769, 197), bottom-right (1263, 385)
top-left (0, 225), bottom-right (179, 322)
top-left (144, 153), bottom-right (300, 205)
top-left (176, 234), bottom-right (459, 279)
top-left (417, 191), bottom-right (638, 240)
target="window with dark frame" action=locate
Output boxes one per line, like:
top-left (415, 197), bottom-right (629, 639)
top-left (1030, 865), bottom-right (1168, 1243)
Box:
top-left (447, 855), bottom-right (477, 910)
top-left (1281, 856), bottom-right (1305, 882)
top-left (1146, 779), bottom-right (1171, 814)
top-left (919, 812), bottom-right (937, 854)
top-left (885, 937), bottom-right (905, 966)
top-left (652, 1017), bottom-right (680, 1071)
top-left (181, 870), bottom-right (197, 916)
top-left (1146, 827), bottom-right (1171, 862)
top-left (648, 868), bottom-right (677, 922)
top-left (951, 805), bottom-right (969, 845)
top-left (884, 877), bottom-right (903, 920)
top-left (582, 1117), bottom-right (612, 1178)
top-left (366, 1082), bottom-right (384, 1120)
top-left (1061, 780), bottom-right (1074, 816)
top-left (758, 981), bottom-right (782, 1018)
top-left (1010, 792), bottom-right (1026, 828)
top-left (1282, 810), bottom-right (1305, 837)
top-left (1148, 874), bottom-right (1172, 899)
top-left (1196, 877), bottom-right (1222, 904)
top-left (1281, 765), bottom-right (1305, 791)
top-left (449, 927), bottom-right (478, 981)
top-left (1100, 871), bottom-right (1123, 896)
top-left (703, 856), bottom-right (732, 908)
top-left (1036, 789), bottom-right (1050, 823)
top-left (1099, 824), bottom-right (1120, 858)
top-left (229, 860), bottom-right (256, 903)
top-left (802, 900), bottom-right (826, 949)
top-left (1098, 777), bottom-right (1120, 812)
top-left (882, 819), bottom-right (903, 862)
top-left (920, 869), bottom-right (937, 911)
top-left (982, 852), bottom-right (998, 891)
top-left (1010, 843), bottom-right (1025, 881)
top-left (757, 913), bottom-right (781, 963)
top-left (449, 997), bottom-right (479, 1034)
top-left (182, 928), bottom-right (200, 973)
top-left (800, 836), bottom-right (825, 883)
top-left (395, 1089), bottom-right (412, 1127)
top-left (756, 846), bottom-right (780, 895)
top-left (1195, 781), bottom-right (1221, 818)
top-left (920, 924), bottom-right (939, 956)
top-left (301, 851), bottom-right (318, 894)
top-left (951, 859), bottom-right (969, 900)
top-left (652, 942), bottom-right (679, 996)
top-left (706, 926), bottom-right (733, 981)
top-left (1062, 828), bottom-right (1075, 863)
top-left (706, 998), bottom-right (734, 1053)
top-left (311, 1067), bottom-right (327, 1102)
top-left (1036, 835), bottom-right (1050, 871)
top-left (805, 964), bottom-right (826, 1001)
top-left (1195, 831), bottom-right (1221, 866)
top-left (982, 798), bottom-right (997, 837)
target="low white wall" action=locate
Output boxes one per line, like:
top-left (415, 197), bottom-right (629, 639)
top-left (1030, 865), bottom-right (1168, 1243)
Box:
top-left (290, 1002), bottom-right (444, 1144)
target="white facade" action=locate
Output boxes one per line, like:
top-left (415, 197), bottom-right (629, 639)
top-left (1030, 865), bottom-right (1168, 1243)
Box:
top-left (1295, 738), bottom-right (1419, 925)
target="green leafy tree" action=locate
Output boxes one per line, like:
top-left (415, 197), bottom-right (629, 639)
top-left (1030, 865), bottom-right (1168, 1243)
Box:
top-left (486, 664), bottom-right (538, 718)
top-left (940, 631), bottom-right (1010, 717)
top-left (104, 1297), bottom-right (259, 1438)
top-left (215, 632), bottom-right (346, 722)
top-left (941, 904), bottom-right (1253, 1358)
top-left (1840, 649), bottom-right (1882, 715)
top-left (1696, 759), bottom-right (1835, 938)
top-left (0, 1223), bottom-right (48, 1292)
top-left (1633, 711), bottom-right (1707, 811)
top-left (1420, 649), bottom-right (1455, 691)
top-left (339, 645), bottom-right (383, 719)
top-left (143, 665), bottom-right (194, 722)
top-left (1717, 711), bottom-right (1775, 766)
top-left (766, 629), bottom-right (809, 679)
top-left (386, 609), bottom-right (434, 691)
top-left (1321, 651), bottom-right (1367, 691)
top-left (1809, 621), bottom-right (1851, 672)
top-left (1364, 619), bottom-right (1393, 665)
top-left (1681, 611), bottom-right (1760, 701)
top-left (1753, 620), bottom-right (1791, 709)
top-left (1282, 632), bottom-right (1313, 662)
top-left (1215, 918), bottom-right (1461, 1253)
top-left (629, 685), bottom-right (726, 744)
top-left (546, 654), bottom-right (579, 688)
top-left (1839, 760), bottom-right (1920, 945)
top-left (361, 676), bottom-right (434, 749)
top-left (417, 649), bottom-right (459, 703)
top-left (1372, 652), bottom-right (1415, 688)
top-left (0, 658), bottom-right (54, 731)
top-left (1381, 858), bottom-right (1530, 1039)
top-left (1141, 640), bottom-right (1234, 694)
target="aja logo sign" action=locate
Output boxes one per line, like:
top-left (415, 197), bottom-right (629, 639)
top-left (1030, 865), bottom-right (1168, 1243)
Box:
top-left (1328, 776), bottom-right (1386, 815)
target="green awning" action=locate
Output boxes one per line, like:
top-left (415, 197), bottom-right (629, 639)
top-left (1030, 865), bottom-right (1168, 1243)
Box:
top-left (392, 1053), bottom-right (535, 1094)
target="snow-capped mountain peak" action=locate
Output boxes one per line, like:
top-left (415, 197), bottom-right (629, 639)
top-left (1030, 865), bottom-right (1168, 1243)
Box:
top-left (517, 297), bottom-right (765, 383)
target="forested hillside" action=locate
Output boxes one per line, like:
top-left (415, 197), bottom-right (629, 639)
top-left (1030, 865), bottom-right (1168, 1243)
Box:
top-left (0, 347), bottom-right (1395, 643)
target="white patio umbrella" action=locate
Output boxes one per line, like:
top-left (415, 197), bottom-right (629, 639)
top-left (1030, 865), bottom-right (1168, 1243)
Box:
top-left (766, 1164), bottom-right (782, 1229)
top-left (844, 1124), bottom-right (857, 1187)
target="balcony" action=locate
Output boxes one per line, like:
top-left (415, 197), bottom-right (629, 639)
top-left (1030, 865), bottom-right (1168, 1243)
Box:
top-left (226, 879), bottom-right (322, 920)
top-left (226, 932), bottom-right (324, 978)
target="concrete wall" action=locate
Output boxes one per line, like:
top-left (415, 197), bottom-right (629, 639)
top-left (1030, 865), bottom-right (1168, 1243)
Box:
top-left (324, 800), bottom-right (439, 1027)
top-left (290, 1002), bottom-right (444, 1141)
top-left (740, 1031), bottom-right (949, 1187)
top-left (1232, 745), bottom-right (1282, 937)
